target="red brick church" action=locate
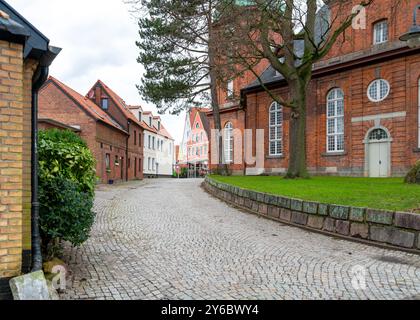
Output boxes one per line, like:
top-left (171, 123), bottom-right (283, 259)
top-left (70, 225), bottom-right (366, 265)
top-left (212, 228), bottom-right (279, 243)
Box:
top-left (207, 0), bottom-right (420, 177)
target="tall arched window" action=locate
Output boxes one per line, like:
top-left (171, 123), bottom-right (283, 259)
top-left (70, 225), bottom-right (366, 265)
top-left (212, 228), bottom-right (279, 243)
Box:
top-left (269, 102), bottom-right (283, 156)
top-left (224, 122), bottom-right (234, 163)
top-left (327, 88), bottom-right (345, 152)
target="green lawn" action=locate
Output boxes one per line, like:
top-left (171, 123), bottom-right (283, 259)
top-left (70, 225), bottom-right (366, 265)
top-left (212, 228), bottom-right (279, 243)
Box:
top-left (210, 175), bottom-right (420, 212)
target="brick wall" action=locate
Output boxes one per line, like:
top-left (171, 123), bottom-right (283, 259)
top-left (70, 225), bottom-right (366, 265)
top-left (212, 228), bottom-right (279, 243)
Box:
top-left (0, 40), bottom-right (25, 279)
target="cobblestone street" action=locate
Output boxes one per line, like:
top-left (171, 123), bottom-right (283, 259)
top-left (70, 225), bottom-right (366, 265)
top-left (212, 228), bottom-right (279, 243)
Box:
top-left (60, 179), bottom-right (420, 300)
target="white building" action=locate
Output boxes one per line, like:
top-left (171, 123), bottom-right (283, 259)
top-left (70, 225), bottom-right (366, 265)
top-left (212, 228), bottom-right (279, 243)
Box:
top-left (129, 106), bottom-right (175, 178)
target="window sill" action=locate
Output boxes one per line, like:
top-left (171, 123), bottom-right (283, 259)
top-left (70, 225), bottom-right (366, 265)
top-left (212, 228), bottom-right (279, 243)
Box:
top-left (266, 155), bottom-right (285, 159)
top-left (413, 148), bottom-right (420, 153)
top-left (322, 152), bottom-right (348, 157)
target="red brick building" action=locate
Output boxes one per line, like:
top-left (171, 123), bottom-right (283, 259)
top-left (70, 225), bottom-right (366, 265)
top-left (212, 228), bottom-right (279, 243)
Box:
top-left (87, 80), bottom-right (145, 181)
top-left (208, 0), bottom-right (420, 177)
top-left (39, 77), bottom-right (142, 184)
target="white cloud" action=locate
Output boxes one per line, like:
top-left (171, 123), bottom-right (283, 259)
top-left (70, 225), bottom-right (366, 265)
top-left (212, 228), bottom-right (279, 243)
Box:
top-left (9, 0), bottom-right (185, 144)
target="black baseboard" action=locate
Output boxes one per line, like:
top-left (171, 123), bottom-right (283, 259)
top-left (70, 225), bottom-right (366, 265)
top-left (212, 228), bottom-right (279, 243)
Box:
top-left (0, 278), bottom-right (12, 301)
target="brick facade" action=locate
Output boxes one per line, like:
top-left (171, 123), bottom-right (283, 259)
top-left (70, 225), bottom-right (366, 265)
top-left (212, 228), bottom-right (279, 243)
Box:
top-left (207, 0), bottom-right (420, 177)
top-left (38, 77), bottom-right (143, 184)
top-left (0, 40), bottom-right (26, 280)
top-left (87, 81), bottom-right (145, 181)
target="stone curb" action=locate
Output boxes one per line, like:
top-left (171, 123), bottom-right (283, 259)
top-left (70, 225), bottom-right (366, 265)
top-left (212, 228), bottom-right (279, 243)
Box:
top-left (203, 177), bottom-right (420, 253)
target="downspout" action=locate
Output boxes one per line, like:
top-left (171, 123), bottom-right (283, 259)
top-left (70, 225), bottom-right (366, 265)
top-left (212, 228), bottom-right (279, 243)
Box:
top-left (30, 66), bottom-right (49, 272)
top-left (126, 120), bottom-right (131, 182)
top-left (30, 46), bottom-right (61, 272)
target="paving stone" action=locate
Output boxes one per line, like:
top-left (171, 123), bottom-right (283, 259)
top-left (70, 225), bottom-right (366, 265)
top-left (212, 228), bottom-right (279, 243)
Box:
top-left (350, 223), bottom-right (369, 239)
top-left (366, 209), bottom-right (394, 225)
top-left (291, 212), bottom-right (308, 225)
top-left (303, 201), bottom-right (318, 215)
top-left (60, 179), bottom-right (420, 301)
top-left (335, 220), bottom-right (350, 236)
top-left (394, 212), bottom-right (420, 231)
top-left (267, 206), bottom-right (280, 219)
top-left (330, 205), bottom-right (350, 220)
top-left (307, 215), bottom-right (324, 230)
top-left (279, 208), bottom-right (291, 222)
top-left (323, 218), bottom-right (336, 232)
top-left (350, 207), bottom-right (365, 222)
top-left (277, 197), bottom-right (291, 209)
top-left (318, 204), bottom-right (329, 216)
top-left (258, 204), bottom-right (268, 215)
top-left (291, 199), bottom-right (303, 212)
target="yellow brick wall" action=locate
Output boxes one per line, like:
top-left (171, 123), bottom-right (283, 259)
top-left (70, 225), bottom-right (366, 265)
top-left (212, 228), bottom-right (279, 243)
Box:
top-left (22, 59), bottom-right (37, 257)
top-left (0, 40), bottom-right (25, 278)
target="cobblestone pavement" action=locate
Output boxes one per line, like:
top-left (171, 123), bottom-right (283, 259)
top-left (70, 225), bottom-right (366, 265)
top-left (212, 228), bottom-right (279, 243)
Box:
top-left (60, 179), bottom-right (420, 300)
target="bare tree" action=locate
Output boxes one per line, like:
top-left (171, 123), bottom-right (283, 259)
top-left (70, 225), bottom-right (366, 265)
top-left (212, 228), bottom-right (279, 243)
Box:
top-left (220, 0), bottom-right (375, 178)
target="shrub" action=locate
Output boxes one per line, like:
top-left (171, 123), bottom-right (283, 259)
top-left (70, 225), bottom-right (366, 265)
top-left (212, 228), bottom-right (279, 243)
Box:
top-left (39, 176), bottom-right (95, 257)
top-left (38, 129), bottom-right (96, 195)
top-left (38, 129), bottom-right (97, 257)
top-left (405, 161), bottom-right (420, 184)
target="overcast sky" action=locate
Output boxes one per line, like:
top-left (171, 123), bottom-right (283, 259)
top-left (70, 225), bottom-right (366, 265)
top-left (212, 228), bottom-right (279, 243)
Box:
top-left (10, 0), bottom-right (185, 144)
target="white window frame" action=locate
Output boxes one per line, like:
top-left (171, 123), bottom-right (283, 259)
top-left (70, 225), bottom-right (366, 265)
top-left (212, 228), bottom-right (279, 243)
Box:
top-left (326, 88), bottom-right (345, 153)
top-left (373, 20), bottom-right (388, 45)
top-left (367, 79), bottom-right (390, 102)
top-left (224, 122), bottom-right (234, 163)
top-left (227, 80), bottom-right (234, 98)
top-left (269, 102), bottom-right (283, 156)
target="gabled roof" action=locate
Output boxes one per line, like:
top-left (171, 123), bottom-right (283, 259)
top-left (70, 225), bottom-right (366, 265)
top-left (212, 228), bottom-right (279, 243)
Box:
top-left (94, 80), bottom-right (141, 124)
top-left (92, 80), bottom-right (175, 139)
top-left (44, 76), bottom-right (127, 134)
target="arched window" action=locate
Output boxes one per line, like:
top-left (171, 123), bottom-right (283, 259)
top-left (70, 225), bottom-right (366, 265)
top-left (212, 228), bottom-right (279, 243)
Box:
top-left (373, 20), bottom-right (388, 45)
top-left (327, 88), bottom-right (345, 152)
top-left (224, 122), bottom-right (234, 163)
top-left (269, 102), bottom-right (283, 156)
top-left (369, 128), bottom-right (389, 141)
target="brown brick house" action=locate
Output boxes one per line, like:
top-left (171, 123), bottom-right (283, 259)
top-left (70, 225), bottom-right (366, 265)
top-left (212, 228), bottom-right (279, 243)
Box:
top-left (0, 0), bottom-right (59, 299)
top-left (208, 0), bottom-right (420, 177)
top-left (38, 77), bottom-right (140, 184)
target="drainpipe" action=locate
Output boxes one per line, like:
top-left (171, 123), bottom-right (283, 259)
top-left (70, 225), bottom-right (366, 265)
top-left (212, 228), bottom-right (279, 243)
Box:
top-left (126, 120), bottom-right (131, 182)
top-left (31, 46), bottom-right (61, 272)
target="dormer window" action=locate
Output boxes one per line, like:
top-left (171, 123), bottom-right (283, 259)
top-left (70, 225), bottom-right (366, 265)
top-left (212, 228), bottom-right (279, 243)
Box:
top-left (373, 20), bottom-right (388, 45)
top-left (149, 117), bottom-right (152, 127)
top-left (158, 121), bottom-right (161, 130)
top-left (138, 112), bottom-right (142, 122)
top-left (101, 98), bottom-right (109, 110)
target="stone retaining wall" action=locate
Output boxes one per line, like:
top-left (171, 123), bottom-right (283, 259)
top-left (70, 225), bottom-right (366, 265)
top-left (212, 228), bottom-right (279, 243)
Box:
top-left (203, 177), bottom-right (420, 253)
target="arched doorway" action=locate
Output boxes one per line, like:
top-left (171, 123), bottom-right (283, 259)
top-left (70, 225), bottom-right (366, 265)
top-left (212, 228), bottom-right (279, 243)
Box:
top-left (364, 127), bottom-right (392, 177)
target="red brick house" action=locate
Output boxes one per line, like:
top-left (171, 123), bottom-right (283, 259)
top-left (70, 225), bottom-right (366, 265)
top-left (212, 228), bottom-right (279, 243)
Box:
top-left (39, 77), bottom-right (137, 184)
top-left (208, 0), bottom-right (420, 177)
top-left (87, 80), bottom-right (146, 180)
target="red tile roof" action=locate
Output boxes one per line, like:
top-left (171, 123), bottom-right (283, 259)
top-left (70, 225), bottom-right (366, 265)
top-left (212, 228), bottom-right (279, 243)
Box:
top-left (45, 77), bottom-right (127, 133)
top-left (91, 80), bottom-right (174, 140)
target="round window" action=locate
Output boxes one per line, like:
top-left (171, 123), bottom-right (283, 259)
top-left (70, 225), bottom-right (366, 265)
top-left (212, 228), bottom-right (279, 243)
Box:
top-left (367, 79), bottom-right (390, 102)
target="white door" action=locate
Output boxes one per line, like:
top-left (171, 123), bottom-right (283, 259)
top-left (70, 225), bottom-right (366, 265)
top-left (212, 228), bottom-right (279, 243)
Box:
top-left (369, 142), bottom-right (389, 177)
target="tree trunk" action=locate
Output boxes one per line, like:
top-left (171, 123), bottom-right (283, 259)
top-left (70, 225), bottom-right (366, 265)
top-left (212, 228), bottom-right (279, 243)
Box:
top-left (286, 79), bottom-right (309, 179)
top-left (208, 4), bottom-right (228, 176)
